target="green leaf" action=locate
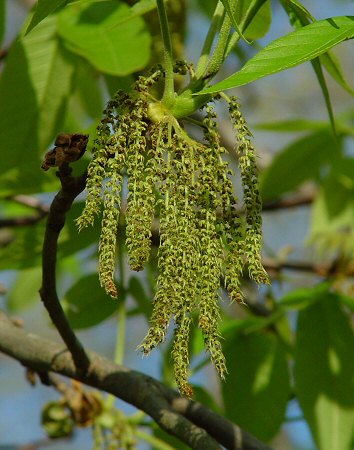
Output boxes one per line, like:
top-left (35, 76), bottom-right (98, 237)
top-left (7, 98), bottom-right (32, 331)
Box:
top-left (193, 385), bottom-right (222, 414)
top-left (0, 15), bottom-right (76, 195)
top-left (25, 0), bottom-right (68, 35)
top-left (57, 1), bottom-right (151, 76)
top-left (309, 164), bottom-right (354, 258)
top-left (240, 0), bottom-right (271, 40)
top-left (254, 118), bottom-right (327, 132)
top-left (278, 283), bottom-right (330, 310)
top-left (260, 129), bottom-right (337, 200)
top-left (199, 16), bottom-right (354, 93)
top-left (228, 0), bottom-right (271, 41)
top-left (223, 330), bottom-right (290, 441)
top-left (294, 294), bottom-right (354, 450)
top-left (309, 57), bottom-right (336, 135)
top-left (7, 267), bottom-right (42, 312)
top-left (0, 224), bottom-right (45, 270)
top-left (282, 0), bottom-right (354, 97)
top-left (58, 202), bottom-right (101, 259)
top-left (63, 274), bottom-right (120, 329)
top-left (128, 276), bottom-right (152, 320)
top-left (284, 0), bottom-right (315, 23)
top-left (104, 0), bottom-right (158, 26)
top-left (320, 51), bottom-right (354, 97)
top-left (255, 115), bottom-right (354, 135)
top-left (60, 59), bottom-right (104, 134)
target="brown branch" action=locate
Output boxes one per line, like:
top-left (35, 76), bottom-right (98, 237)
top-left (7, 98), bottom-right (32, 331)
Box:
top-left (39, 164), bottom-right (90, 374)
top-left (0, 213), bottom-right (47, 228)
top-left (262, 191), bottom-right (315, 211)
top-left (0, 195), bottom-right (49, 228)
top-left (0, 311), bottom-right (273, 450)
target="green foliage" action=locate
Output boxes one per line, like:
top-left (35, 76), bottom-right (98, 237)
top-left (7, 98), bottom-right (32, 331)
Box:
top-left (7, 266), bottom-right (42, 312)
top-left (25, 0), bottom-right (68, 35)
top-left (223, 0), bottom-right (271, 41)
top-left (200, 16), bottom-right (354, 93)
top-left (63, 274), bottom-right (120, 329)
top-left (223, 329), bottom-right (290, 441)
top-left (310, 160), bottom-right (354, 258)
top-left (294, 294), bottom-right (354, 450)
top-left (260, 128), bottom-right (338, 200)
top-left (0, 15), bottom-right (75, 195)
top-left (57, 1), bottom-right (151, 76)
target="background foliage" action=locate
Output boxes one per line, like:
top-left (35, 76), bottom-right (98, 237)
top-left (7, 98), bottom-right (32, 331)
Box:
top-left (0, 0), bottom-right (354, 449)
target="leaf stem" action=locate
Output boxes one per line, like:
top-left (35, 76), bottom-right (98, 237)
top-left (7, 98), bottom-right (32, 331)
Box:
top-left (195, 1), bottom-right (225, 79)
top-left (156, 0), bottom-right (175, 107)
top-left (224, 0), bottom-right (268, 58)
top-left (204, 9), bottom-right (232, 79)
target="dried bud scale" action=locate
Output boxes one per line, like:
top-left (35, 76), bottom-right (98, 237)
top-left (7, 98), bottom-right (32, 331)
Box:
top-left (77, 68), bottom-right (269, 395)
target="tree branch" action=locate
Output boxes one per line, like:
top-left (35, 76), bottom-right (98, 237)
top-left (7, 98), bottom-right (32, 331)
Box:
top-left (0, 311), bottom-right (273, 450)
top-left (39, 164), bottom-right (90, 374)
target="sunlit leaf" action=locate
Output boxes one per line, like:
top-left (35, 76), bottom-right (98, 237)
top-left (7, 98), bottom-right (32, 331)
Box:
top-left (7, 267), bottom-right (42, 312)
top-left (0, 224), bottom-right (45, 270)
top-left (222, 330), bottom-right (290, 441)
top-left (199, 16), bottom-right (354, 93)
top-left (128, 276), bottom-right (152, 320)
top-left (223, 0), bottom-right (271, 41)
top-left (278, 283), bottom-right (330, 310)
top-left (58, 0), bottom-right (151, 75)
top-left (260, 129), bottom-right (338, 200)
top-left (320, 52), bottom-right (354, 96)
top-left (58, 202), bottom-right (101, 258)
top-left (63, 274), bottom-right (120, 329)
top-left (25, 0), bottom-right (68, 35)
top-left (294, 294), bottom-right (354, 450)
top-left (0, 15), bottom-right (76, 195)
top-left (309, 164), bottom-right (354, 258)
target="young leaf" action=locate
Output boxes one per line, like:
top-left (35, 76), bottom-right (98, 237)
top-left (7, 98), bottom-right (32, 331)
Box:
top-left (0, 15), bottom-right (76, 195)
top-left (25, 0), bottom-right (68, 35)
top-left (320, 51), bottom-right (354, 97)
top-left (58, 203), bottom-right (101, 258)
top-left (0, 224), bottom-right (44, 270)
top-left (7, 267), bottom-right (42, 312)
top-left (294, 294), bottom-right (354, 450)
top-left (309, 164), bottom-right (354, 258)
top-left (254, 118), bottom-right (327, 132)
top-left (57, 0), bottom-right (151, 76)
top-left (128, 276), bottom-right (152, 320)
top-left (63, 274), bottom-right (120, 329)
top-left (224, 0), bottom-right (271, 41)
top-left (260, 129), bottom-right (337, 200)
top-left (199, 16), bottom-right (354, 94)
top-left (222, 330), bottom-right (290, 441)
top-left (309, 57), bottom-right (336, 135)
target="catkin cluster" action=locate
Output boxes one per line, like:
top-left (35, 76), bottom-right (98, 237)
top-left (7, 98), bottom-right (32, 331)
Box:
top-left (77, 69), bottom-right (269, 396)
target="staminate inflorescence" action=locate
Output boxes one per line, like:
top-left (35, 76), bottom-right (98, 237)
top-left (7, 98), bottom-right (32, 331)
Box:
top-left (77, 67), bottom-right (268, 396)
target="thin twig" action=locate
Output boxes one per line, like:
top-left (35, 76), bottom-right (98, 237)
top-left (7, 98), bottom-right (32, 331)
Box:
top-left (0, 195), bottom-right (50, 228)
top-left (39, 164), bottom-right (90, 374)
top-left (0, 311), bottom-right (273, 450)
